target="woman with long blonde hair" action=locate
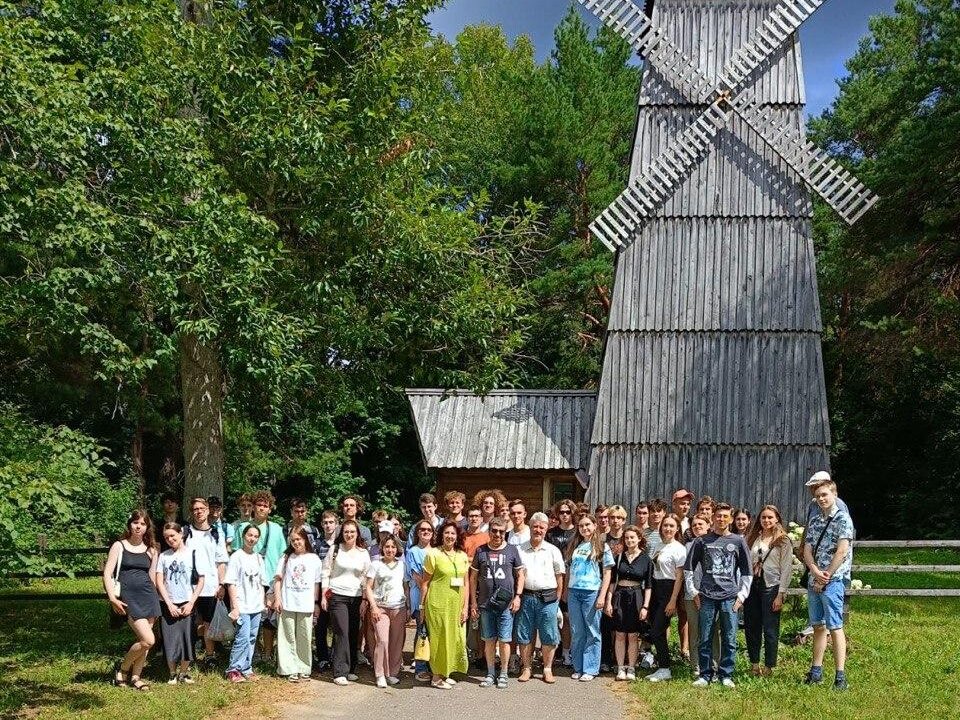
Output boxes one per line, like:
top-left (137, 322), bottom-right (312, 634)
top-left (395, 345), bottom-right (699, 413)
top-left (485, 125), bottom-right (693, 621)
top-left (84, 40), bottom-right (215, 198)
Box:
top-left (744, 505), bottom-right (793, 676)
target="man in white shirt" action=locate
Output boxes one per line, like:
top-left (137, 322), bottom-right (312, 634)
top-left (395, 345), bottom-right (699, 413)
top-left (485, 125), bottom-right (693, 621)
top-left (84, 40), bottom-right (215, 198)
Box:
top-left (506, 499), bottom-right (530, 546)
top-left (516, 513), bottom-right (565, 684)
top-left (183, 496), bottom-right (229, 665)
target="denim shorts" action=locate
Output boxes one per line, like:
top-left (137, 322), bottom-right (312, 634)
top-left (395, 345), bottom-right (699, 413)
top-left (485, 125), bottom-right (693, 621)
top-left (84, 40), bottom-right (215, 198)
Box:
top-left (480, 606), bottom-right (515, 642)
top-left (515, 594), bottom-right (560, 646)
top-left (807, 579), bottom-right (845, 631)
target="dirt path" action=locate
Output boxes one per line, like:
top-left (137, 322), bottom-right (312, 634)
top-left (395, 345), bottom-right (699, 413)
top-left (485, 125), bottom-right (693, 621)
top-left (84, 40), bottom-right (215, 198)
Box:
top-left (278, 630), bottom-right (624, 720)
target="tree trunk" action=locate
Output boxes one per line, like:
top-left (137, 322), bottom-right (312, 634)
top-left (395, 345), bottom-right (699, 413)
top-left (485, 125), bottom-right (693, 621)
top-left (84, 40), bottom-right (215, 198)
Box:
top-left (180, 331), bottom-right (225, 505)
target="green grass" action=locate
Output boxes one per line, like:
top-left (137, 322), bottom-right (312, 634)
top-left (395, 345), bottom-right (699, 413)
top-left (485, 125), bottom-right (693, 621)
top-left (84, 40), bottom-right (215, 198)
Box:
top-left (0, 579), bottom-right (289, 720)
top-left (629, 597), bottom-right (960, 720)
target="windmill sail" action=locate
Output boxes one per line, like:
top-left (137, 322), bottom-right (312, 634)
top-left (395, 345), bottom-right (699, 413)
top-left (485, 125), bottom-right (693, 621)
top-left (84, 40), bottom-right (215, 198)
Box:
top-left (587, 0), bottom-right (831, 515)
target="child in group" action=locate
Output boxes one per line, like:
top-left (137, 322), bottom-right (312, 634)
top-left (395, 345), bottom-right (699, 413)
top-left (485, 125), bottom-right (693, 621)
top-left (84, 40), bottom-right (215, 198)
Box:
top-left (272, 527), bottom-right (323, 682)
top-left (225, 524), bottom-right (266, 683)
top-left (155, 522), bottom-right (206, 684)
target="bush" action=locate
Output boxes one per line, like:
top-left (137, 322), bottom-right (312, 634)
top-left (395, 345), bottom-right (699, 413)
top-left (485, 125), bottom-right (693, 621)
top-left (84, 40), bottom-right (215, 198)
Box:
top-left (0, 403), bottom-right (137, 576)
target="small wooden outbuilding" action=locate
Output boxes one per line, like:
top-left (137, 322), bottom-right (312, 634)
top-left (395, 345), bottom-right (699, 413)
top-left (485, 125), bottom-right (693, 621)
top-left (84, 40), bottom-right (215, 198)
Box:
top-left (406, 389), bottom-right (595, 513)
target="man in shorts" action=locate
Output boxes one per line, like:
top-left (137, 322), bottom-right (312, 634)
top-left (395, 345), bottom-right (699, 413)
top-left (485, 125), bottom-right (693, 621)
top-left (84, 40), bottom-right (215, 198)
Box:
top-left (469, 517), bottom-right (524, 688)
top-left (516, 513), bottom-right (564, 683)
top-left (803, 480), bottom-right (854, 690)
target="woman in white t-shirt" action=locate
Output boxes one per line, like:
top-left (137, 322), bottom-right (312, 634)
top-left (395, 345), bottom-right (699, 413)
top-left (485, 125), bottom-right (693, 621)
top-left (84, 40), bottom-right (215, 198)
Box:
top-left (364, 535), bottom-right (407, 688)
top-left (644, 513), bottom-right (687, 682)
top-left (321, 519), bottom-right (371, 686)
top-left (224, 524), bottom-right (266, 682)
top-left (272, 527), bottom-right (323, 682)
top-left (154, 522), bottom-right (205, 684)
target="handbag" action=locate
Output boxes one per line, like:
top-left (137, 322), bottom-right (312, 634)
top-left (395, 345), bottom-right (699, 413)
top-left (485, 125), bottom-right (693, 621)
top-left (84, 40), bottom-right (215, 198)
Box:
top-left (800, 514), bottom-right (836, 588)
top-left (111, 551), bottom-right (122, 599)
top-left (413, 622), bottom-right (430, 661)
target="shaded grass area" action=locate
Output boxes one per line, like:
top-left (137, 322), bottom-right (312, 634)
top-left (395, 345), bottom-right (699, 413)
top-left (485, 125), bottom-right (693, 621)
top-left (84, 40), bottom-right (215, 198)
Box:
top-left (0, 580), bottom-right (291, 720)
top-left (630, 597), bottom-right (960, 720)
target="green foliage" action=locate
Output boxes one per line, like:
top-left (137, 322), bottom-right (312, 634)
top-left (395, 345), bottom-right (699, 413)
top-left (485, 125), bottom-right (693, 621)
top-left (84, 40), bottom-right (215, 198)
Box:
top-left (0, 404), bottom-right (136, 575)
top-left (810, 0), bottom-right (960, 537)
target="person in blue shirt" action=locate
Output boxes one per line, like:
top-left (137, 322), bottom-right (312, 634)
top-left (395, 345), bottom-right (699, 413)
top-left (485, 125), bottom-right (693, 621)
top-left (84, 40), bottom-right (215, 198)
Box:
top-left (405, 518), bottom-right (435, 682)
top-left (803, 480), bottom-right (855, 690)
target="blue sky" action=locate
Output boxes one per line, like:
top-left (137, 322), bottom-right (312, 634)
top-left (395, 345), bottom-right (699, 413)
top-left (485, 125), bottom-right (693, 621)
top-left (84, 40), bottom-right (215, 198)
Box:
top-left (428, 0), bottom-right (897, 117)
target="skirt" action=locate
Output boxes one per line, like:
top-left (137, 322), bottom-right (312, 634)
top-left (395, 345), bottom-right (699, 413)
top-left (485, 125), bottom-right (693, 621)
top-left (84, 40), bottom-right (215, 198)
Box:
top-left (161, 604), bottom-right (194, 664)
top-left (611, 585), bottom-right (647, 634)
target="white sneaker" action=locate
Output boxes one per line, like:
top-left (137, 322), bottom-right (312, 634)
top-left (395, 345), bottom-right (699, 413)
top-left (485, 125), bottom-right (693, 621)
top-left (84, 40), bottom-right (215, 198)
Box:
top-left (639, 651), bottom-right (655, 669)
top-left (333, 676), bottom-right (350, 686)
top-left (625, 668), bottom-right (636, 681)
top-left (571, 672), bottom-right (581, 680)
top-left (579, 674), bottom-right (595, 682)
top-left (692, 676), bottom-right (710, 687)
top-left (720, 677), bottom-right (736, 688)
top-left (376, 676), bottom-right (387, 688)
top-left (616, 667), bottom-right (627, 681)
top-left (387, 676), bottom-right (401, 685)
top-left (647, 668), bottom-right (672, 682)
top-left (346, 673), bottom-right (359, 681)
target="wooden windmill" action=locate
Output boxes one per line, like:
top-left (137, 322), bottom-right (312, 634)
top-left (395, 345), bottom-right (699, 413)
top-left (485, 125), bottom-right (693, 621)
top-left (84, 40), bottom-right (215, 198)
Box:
top-left (579, 0), bottom-right (877, 514)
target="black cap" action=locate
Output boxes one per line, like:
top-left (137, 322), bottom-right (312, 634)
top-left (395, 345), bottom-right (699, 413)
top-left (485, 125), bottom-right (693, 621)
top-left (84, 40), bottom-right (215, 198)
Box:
top-left (207, 495), bottom-right (223, 508)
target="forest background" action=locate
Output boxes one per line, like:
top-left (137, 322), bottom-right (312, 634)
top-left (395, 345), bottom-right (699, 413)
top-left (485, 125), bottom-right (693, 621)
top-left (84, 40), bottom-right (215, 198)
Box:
top-left (0, 0), bottom-right (957, 574)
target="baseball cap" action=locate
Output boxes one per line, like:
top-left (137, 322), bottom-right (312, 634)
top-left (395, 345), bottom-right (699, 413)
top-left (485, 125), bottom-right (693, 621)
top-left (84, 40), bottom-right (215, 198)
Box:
top-left (805, 470), bottom-right (832, 487)
top-left (377, 520), bottom-right (395, 534)
top-left (672, 489), bottom-right (694, 501)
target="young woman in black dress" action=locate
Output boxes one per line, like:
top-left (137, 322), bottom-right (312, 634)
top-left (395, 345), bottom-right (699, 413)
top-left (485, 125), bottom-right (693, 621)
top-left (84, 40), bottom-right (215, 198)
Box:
top-left (103, 509), bottom-right (162, 690)
top-left (604, 525), bottom-right (652, 681)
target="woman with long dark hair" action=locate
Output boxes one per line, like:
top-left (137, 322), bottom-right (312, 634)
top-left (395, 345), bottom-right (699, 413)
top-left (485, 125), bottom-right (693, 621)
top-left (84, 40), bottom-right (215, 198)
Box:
top-left (564, 514), bottom-right (614, 682)
top-left (419, 520), bottom-right (469, 689)
top-left (744, 505), bottom-right (794, 676)
top-left (645, 513), bottom-right (687, 682)
top-left (102, 509), bottom-right (161, 690)
top-left (321, 519), bottom-right (371, 686)
top-left (273, 527), bottom-right (322, 682)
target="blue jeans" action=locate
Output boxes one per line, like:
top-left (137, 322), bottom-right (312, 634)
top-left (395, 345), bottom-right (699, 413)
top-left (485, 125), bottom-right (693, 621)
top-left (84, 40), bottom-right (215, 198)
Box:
top-left (568, 588), bottom-right (602, 676)
top-left (698, 597), bottom-right (738, 680)
top-left (228, 612), bottom-right (262, 676)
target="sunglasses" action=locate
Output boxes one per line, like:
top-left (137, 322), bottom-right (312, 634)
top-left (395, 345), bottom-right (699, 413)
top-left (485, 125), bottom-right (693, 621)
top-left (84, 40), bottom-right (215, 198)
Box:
top-left (418, 528), bottom-right (433, 533)
top-left (489, 529), bottom-right (505, 535)
top-left (558, 509), bottom-right (572, 515)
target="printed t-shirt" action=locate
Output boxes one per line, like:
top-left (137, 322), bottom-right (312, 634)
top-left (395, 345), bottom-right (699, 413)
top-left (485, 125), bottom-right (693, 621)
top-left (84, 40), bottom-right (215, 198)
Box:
top-left (568, 542), bottom-right (615, 591)
top-left (225, 550), bottom-right (266, 614)
top-left (276, 552), bottom-right (322, 613)
top-left (158, 548), bottom-right (207, 604)
top-left (366, 558), bottom-right (407, 608)
top-left (545, 526), bottom-right (576, 555)
top-left (472, 543), bottom-right (523, 608)
top-left (232, 520), bottom-right (286, 586)
top-left (684, 532), bottom-right (752, 601)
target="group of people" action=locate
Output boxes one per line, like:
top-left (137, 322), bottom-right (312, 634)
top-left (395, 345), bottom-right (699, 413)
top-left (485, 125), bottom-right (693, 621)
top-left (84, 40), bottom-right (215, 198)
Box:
top-left (102, 471), bottom-right (855, 692)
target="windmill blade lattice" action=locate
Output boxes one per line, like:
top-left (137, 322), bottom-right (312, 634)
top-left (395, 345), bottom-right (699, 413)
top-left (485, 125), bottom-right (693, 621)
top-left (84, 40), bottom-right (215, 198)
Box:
top-left (591, 99), bottom-right (730, 251)
top-left (579, 0), bottom-right (878, 248)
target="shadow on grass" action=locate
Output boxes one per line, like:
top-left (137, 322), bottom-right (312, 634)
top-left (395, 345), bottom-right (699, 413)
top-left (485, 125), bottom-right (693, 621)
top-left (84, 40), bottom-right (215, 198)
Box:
top-left (0, 675), bottom-right (106, 717)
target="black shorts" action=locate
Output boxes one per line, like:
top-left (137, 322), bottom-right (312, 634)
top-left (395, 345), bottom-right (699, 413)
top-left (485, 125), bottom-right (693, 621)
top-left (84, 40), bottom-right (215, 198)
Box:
top-left (194, 596), bottom-right (217, 624)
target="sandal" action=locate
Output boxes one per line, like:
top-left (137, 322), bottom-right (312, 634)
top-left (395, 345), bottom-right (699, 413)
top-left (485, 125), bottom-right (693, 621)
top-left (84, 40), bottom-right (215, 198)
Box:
top-left (431, 678), bottom-right (452, 690)
top-left (496, 675), bottom-right (508, 689)
top-left (479, 675), bottom-right (496, 688)
top-left (130, 676), bottom-right (150, 692)
top-left (111, 662), bottom-right (129, 687)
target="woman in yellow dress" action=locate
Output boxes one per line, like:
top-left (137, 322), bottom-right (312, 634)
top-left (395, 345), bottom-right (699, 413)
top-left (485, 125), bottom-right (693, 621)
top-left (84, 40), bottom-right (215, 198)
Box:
top-left (419, 520), bottom-right (469, 689)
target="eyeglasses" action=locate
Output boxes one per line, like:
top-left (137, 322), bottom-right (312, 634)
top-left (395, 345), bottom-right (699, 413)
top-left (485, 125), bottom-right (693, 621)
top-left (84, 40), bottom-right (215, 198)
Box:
top-left (468, 514), bottom-right (482, 519)
top-left (418, 528), bottom-right (433, 533)
top-left (489, 529), bottom-right (505, 535)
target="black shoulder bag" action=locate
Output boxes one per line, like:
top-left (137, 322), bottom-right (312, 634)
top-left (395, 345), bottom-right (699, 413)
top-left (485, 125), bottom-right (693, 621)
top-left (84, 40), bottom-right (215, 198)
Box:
top-left (800, 514), bottom-right (836, 589)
